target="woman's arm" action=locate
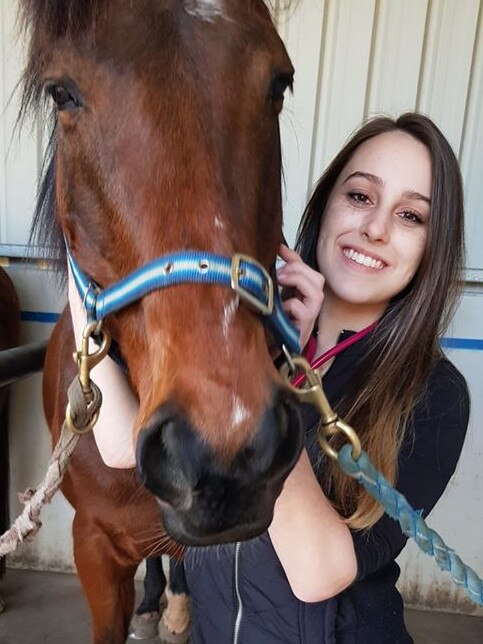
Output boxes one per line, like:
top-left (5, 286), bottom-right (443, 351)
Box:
top-left (269, 359), bottom-right (469, 602)
top-left (271, 246), bottom-right (357, 602)
top-left (68, 269), bottom-right (138, 468)
top-left (268, 449), bottom-right (357, 603)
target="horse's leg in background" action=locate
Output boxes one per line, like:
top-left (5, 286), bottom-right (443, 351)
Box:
top-left (129, 557), bottom-right (167, 640)
top-left (159, 558), bottom-right (191, 643)
top-left (0, 267), bottom-right (20, 610)
top-left (0, 388), bottom-right (9, 583)
top-left (0, 388), bottom-right (9, 613)
top-left (73, 512), bottom-right (137, 644)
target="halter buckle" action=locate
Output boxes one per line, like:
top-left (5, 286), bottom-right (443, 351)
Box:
top-left (231, 254), bottom-right (274, 316)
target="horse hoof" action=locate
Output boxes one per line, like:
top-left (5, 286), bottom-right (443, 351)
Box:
top-left (157, 618), bottom-right (190, 644)
top-left (128, 611), bottom-right (160, 640)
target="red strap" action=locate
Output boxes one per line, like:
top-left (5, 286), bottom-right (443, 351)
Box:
top-left (292, 322), bottom-right (377, 389)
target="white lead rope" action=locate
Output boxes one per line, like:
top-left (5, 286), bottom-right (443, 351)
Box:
top-left (0, 377), bottom-right (101, 556)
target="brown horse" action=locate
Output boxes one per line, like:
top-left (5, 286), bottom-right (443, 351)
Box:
top-left (21, 0), bottom-right (302, 641)
top-left (0, 267), bottom-right (20, 587)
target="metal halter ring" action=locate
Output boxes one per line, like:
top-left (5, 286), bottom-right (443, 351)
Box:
top-left (65, 399), bottom-right (101, 436)
top-left (317, 417), bottom-right (362, 461)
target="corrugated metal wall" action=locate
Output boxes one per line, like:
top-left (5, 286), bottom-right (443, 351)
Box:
top-left (277, 0), bottom-right (483, 283)
top-left (1, 0), bottom-right (482, 614)
top-left (276, 0), bottom-right (483, 614)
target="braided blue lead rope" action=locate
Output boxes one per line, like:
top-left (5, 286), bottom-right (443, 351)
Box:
top-left (338, 444), bottom-right (483, 606)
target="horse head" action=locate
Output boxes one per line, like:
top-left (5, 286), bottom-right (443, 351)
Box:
top-left (23, 0), bottom-right (303, 545)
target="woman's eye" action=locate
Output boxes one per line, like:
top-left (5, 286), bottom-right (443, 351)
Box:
top-left (46, 82), bottom-right (83, 111)
top-left (348, 191), bottom-right (370, 204)
top-left (400, 210), bottom-right (424, 224)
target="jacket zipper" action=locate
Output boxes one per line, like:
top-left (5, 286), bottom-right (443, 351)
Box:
top-left (233, 542), bottom-right (243, 644)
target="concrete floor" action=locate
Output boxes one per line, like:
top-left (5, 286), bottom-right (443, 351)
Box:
top-left (1, 569), bottom-right (482, 643)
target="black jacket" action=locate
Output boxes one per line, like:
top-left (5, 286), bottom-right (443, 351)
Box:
top-left (185, 332), bottom-right (470, 643)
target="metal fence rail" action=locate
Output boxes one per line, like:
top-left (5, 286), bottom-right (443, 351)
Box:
top-left (0, 342), bottom-right (47, 387)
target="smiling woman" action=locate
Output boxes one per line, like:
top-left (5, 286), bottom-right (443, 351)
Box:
top-left (296, 114), bottom-right (466, 529)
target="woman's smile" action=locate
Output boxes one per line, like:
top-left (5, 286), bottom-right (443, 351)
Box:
top-left (341, 246), bottom-right (387, 271)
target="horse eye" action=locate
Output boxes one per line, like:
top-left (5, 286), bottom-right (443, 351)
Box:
top-left (46, 82), bottom-right (83, 111)
top-left (269, 72), bottom-right (294, 105)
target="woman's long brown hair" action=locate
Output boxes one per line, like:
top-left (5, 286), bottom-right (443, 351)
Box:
top-left (296, 113), bottom-right (465, 529)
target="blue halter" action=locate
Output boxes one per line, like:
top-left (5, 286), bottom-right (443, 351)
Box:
top-left (67, 249), bottom-right (300, 354)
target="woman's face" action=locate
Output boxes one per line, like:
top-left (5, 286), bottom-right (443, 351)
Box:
top-left (317, 130), bottom-right (431, 313)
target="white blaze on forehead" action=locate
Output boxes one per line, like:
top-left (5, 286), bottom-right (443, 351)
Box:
top-left (231, 395), bottom-right (251, 429)
top-left (222, 298), bottom-right (238, 338)
top-left (214, 215), bottom-right (225, 230)
top-left (185, 0), bottom-right (225, 21)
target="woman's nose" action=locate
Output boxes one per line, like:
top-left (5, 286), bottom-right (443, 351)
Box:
top-left (360, 208), bottom-right (390, 242)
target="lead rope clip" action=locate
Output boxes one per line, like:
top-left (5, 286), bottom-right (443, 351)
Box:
top-left (65, 321), bottom-right (111, 435)
top-left (280, 350), bottom-right (361, 461)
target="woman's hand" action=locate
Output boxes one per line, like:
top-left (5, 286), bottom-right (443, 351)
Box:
top-left (277, 244), bottom-right (324, 349)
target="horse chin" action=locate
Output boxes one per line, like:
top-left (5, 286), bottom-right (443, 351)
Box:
top-left (136, 389), bottom-right (304, 545)
top-left (158, 501), bottom-right (276, 547)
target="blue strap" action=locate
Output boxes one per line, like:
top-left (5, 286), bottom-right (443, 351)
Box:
top-left (67, 250), bottom-right (300, 353)
top-left (338, 444), bottom-right (483, 606)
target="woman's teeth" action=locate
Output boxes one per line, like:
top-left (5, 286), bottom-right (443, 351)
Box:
top-left (343, 248), bottom-right (384, 269)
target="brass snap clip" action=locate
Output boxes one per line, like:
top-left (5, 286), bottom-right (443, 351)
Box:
top-left (65, 321), bottom-right (112, 435)
top-left (282, 354), bottom-right (361, 461)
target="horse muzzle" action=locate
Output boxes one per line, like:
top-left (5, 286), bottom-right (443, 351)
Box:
top-left (135, 387), bottom-right (303, 545)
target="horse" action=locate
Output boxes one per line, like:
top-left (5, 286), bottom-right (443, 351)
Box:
top-left (20, 1), bottom-right (302, 641)
top-left (0, 267), bottom-right (20, 607)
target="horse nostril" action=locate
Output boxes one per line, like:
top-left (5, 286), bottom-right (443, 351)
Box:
top-left (136, 403), bottom-right (204, 495)
top-left (238, 386), bottom-right (303, 478)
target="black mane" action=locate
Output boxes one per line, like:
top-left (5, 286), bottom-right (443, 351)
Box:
top-left (18, 1), bottom-right (102, 268)
top-left (29, 132), bottom-right (65, 269)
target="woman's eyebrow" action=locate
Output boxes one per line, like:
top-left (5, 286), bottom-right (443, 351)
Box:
top-left (343, 171), bottom-right (383, 185)
top-left (344, 172), bottom-right (431, 204)
top-left (402, 189), bottom-right (431, 204)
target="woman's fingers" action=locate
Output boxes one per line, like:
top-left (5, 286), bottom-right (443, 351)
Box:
top-left (282, 297), bottom-right (320, 348)
top-left (278, 243), bottom-right (303, 264)
top-left (278, 262), bottom-right (324, 299)
top-left (277, 245), bottom-right (324, 348)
